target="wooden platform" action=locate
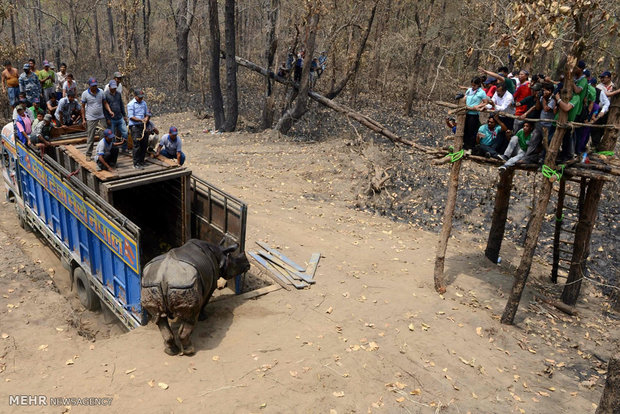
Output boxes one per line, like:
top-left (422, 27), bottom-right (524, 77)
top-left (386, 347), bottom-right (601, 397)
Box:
top-left (56, 142), bottom-right (183, 183)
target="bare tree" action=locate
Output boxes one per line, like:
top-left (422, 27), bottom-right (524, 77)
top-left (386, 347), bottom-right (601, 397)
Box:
top-left (106, 1), bottom-right (115, 53)
top-left (208, 0), bottom-right (225, 130)
top-left (275, 4), bottom-right (320, 134)
top-left (261, 0), bottom-right (280, 130)
top-left (171, 0), bottom-right (197, 91)
top-left (223, 0), bottom-right (238, 131)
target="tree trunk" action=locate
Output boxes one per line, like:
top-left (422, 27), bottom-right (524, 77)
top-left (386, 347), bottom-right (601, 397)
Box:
top-left (275, 11), bottom-right (319, 134)
top-left (403, 44), bottom-right (428, 115)
top-left (223, 0), bottom-right (238, 132)
top-left (485, 169), bottom-right (515, 264)
top-left (208, 0), bottom-right (226, 130)
top-left (561, 86), bottom-right (620, 305)
top-left (107, 1), bottom-right (116, 53)
top-left (34, 0), bottom-right (44, 63)
top-left (369, 1), bottom-right (390, 91)
top-left (261, 0), bottom-right (280, 130)
top-left (325, 1), bottom-right (377, 100)
top-left (433, 97), bottom-right (466, 293)
top-left (93, 5), bottom-right (102, 65)
top-left (143, 0), bottom-right (151, 59)
top-left (500, 60), bottom-right (575, 325)
top-left (176, 26), bottom-right (190, 91)
top-left (596, 356), bottom-right (620, 414)
top-left (9, 2), bottom-right (16, 48)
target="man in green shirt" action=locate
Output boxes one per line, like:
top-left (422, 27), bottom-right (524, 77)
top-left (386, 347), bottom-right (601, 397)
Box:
top-left (37, 60), bottom-right (55, 102)
top-left (554, 60), bottom-right (589, 161)
top-left (498, 121), bottom-right (534, 170)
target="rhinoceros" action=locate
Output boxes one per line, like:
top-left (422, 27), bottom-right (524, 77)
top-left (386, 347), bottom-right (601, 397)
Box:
top-left (141, 239), bottom-right (250, 355)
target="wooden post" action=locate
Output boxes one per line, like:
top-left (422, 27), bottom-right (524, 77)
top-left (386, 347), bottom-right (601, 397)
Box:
top-left (433, 97), bottom-right (466, 293)
top-left (560, 179), bottom-right (603, 304)
top-left (500, 60), bottom-right (575, 325)
top-left (561, 88), bottom-right (620, 305)
top-left (551, 178), bottom-right (566, 283)
top-left (596, 356), bottom-right (620, 414)
top-left (485, 169), bottom-right (515, 264)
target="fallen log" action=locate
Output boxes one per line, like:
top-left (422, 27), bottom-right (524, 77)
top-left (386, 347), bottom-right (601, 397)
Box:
top-left (534, 294), bottom-right (578, 316)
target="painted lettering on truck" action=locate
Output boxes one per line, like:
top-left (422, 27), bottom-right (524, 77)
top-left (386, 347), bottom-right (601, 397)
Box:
top-left (18, 147), bottom-right (139, 273)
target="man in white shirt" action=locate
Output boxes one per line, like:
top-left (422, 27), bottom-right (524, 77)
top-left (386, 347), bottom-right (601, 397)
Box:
top-left (489, 84), bottom-right (515, 153)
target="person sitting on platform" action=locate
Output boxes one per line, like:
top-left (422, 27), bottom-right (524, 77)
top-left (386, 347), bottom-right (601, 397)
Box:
top-left (498, 121), bottom-right (534, 171)
top-left (32, 111), bottom-right (44, 129)
top-left (14, 105), bottom-right (32, 145)
top-left (154, 126), bottom-right (185, 165)
top-left (47, 93), bottom-right (58, 118)
top-left (94, 129), bottom-right (124, 172)
top-left (29, 97), bottom-right (45, 121)
top-left (29, 113), bottom-right (53, 157)
top-left (474, 112), bottom-right (508, 159)
top-left (56, 91), bottom-right (82, 126)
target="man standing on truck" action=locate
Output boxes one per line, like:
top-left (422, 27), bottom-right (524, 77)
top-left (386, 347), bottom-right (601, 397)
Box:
top-left (94, 129), bottom-right (124, 172)
top-left (127, 88), bottom-right (150, 169)
top-left (104, 80), bottom-right (128, 153)
top-left (81, 77), bottom-right (111, 158)
top-left (2, 61), bottom-right (20, 109)
top-left (19, 63), bottom-right (41, 105)
top-left (37, 60), bottom-right (55, 102)
top-left (155, 126), bottom-right (185, 165)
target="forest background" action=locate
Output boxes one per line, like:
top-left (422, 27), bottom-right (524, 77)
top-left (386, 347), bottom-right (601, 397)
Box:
top-left (1, 0), bottom-right (619, 130)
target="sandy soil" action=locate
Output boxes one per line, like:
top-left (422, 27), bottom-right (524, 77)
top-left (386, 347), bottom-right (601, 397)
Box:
top-left (0, 112), bottom-right (618, 413)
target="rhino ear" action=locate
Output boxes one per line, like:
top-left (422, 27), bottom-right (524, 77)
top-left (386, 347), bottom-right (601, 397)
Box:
top-left (222, 243), bottom-right (239, 255)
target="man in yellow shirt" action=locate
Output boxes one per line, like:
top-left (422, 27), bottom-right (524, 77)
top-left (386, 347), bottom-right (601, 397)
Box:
top-left (2, 61), bottom-right (20, 108)
top-left (38, 60), bottom-right (55, 102)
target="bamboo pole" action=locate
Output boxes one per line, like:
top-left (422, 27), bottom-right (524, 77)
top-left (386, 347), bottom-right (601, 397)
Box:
top-left (500, 60), bottom-right (575, 325)
top-left (485, 169), bottom-right (515, 264)
top-left (433, 97), bottom-right (466, 293)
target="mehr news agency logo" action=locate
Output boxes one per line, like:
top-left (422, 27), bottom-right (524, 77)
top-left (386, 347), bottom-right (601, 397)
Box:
top-left (9, 395), bottom-right (113, 406)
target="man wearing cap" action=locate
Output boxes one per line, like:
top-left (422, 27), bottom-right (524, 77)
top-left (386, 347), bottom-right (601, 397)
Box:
top-left (127, 88), bottom-right (150, 169)
top-left (2, 61), bottom-right (20, 109)
top-left (483, 77), bottom-right (497, 98)
top-left (56, 91), bottom-right (82, 126)
top-left (14, 105), bottom-right (32, 145)
top-left (19, 63), bottom-right (41, 104)
top-left (28, 98), bottom-right (45, 121)
top-left (104, 72), bottom-right (124, 95)
top-left (29, 113), bottom-right (53, 156)
top-left (55, 63), bottom-right (68, 100)
top-left (104, 79), bottom-right (129, 152)
top-left (479, 66), bottom-right (516, 95)
top-left (81, 77), bottom-right (112, 157)
top-left (155, 127), bottom-right (185, 165)
top-left (597, 70), bottom-right (619, 98)
top-left (94, 129), bottom-right (124, 172)
top-left (38, 60), bottom-right (55, 102)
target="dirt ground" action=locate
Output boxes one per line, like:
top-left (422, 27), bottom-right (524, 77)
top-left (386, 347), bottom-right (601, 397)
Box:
top-left (1, 112), bottom-right (618, 413)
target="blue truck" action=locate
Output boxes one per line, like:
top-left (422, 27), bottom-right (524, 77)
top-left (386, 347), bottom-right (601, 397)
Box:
top-left (1, 122), bottom-right (247, 330)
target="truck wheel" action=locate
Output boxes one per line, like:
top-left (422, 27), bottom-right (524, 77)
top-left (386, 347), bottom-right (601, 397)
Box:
top-left (74, 267), bottom-right (100, 311)
top-left (18, 213), bottom-right (31, 232)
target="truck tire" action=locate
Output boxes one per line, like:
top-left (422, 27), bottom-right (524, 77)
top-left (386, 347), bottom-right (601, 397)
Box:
top-left (18, 213), bottom-right (31, 232)
top-left (74, 267), bottom-right (100, 311)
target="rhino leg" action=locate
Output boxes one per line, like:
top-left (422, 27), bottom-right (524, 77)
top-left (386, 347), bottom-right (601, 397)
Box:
top-left (156, 316), bottom-right (179, 356)
top-left (178, 317), bottom-right (197, 356)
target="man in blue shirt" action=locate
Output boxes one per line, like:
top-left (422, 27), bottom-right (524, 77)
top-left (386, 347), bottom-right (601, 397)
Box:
top-left (94, 129), bottom-right (124, 171)
top-left (155, 126), bottom-right (185, 165)
top-left (19, 63), bottom-right (41, 104)
top-left (104, 80), bottom-right (128, 153)
top-left (127, 88), bottom-right (150, 169)
top-left (474, 113), bottom-right (508, 159)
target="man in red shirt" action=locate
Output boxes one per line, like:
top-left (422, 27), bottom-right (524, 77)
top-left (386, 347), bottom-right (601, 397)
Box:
top-left (512, 70), bottom-right (531, 132)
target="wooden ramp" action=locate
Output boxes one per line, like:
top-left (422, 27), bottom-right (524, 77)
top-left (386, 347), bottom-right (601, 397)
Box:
top-left (58, 143), bottom-right (181, 183)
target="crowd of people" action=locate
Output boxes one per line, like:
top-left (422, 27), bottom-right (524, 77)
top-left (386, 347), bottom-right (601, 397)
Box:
top-left (2, 59), bottom-right (186, 172)
top-left (277, 49), bottom-right (327, 88)
top-left (455, 61), bottom-right (618, 171)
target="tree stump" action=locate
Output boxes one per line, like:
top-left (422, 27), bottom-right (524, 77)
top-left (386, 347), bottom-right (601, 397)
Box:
top-left (596, 356), bottom-right (620, 414)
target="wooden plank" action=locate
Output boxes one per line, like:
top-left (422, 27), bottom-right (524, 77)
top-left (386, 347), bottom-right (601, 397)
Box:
top-left (305, 253), bottom-right (321, 279)
top-left (49, 137), bottom-right (87, 146)
top-left (257, 251), bottom-right (315, 284)
top-left (211, 284), bottom-right (282, 303)
top-left (149, 154), bottom-right (177, 167)
top-left (63, 145), bottom-right (117, 181)
top-left (248, 252), bottom-right (292, 291)
top-left (255, 241), bottom-right (306, 272)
